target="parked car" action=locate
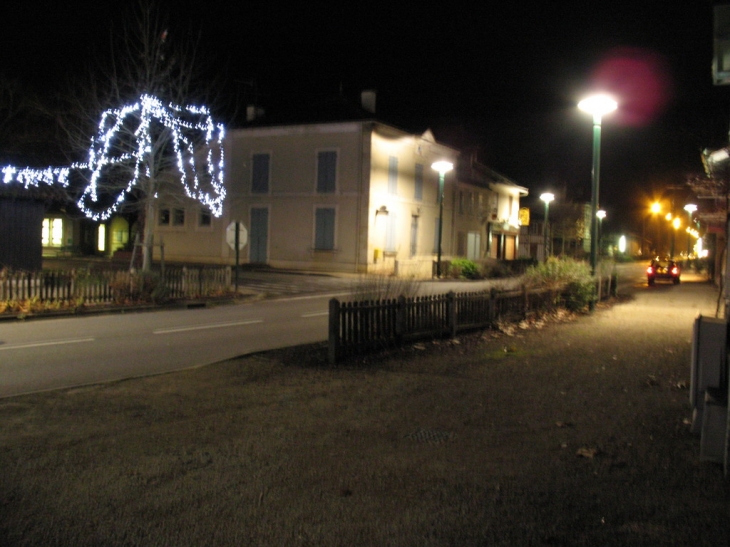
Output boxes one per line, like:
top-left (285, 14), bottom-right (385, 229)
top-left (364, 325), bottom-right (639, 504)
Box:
top-left (647, 259), bottom-right (680, 285)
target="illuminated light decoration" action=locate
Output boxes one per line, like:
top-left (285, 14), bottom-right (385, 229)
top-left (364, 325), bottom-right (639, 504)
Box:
top-left (2, 94), bottom-right (226, 221)
top-left (2, 166), bottom-right (71, 188)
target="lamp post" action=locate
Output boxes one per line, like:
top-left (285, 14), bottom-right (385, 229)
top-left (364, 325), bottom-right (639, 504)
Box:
top-left (684, 203), bottom-right (697, 260)
top-left (431, 160), bottom-right (453, 278)
top-left (540, 192), bottom-right (554, 260)
top-left (670, 216), bottom-right (680, 259)
top-left (578, 94), bottom-right (617, 278)
top-left (596, 209), bottom-right (606, 257)
top-left (650, 202), bottom-right (661, 256)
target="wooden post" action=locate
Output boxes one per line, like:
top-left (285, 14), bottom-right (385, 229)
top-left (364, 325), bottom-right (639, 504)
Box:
top-left (159, 235), bottom-right (165, 282)
top-left (447, 291), bottom-right (457, 338)
top-left (328, 298), bottom-right (340, 365)
top-left (396, 296), bottom-right (406, 341)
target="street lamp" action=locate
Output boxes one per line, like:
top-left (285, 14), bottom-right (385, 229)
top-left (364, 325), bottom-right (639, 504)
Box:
top-left (540, 192), bottom-right (555, 260)
top-left (596, 209), bottom-right (606, 257)
top-left (431, 160), bottom-right (453, 278)
top-left (684, 203), bottom-right (697, 259)
top-left (578, 94), bottom-right (617, 278)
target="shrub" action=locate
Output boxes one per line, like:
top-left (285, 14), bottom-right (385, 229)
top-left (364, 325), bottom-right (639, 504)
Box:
top-left (524, 256), bottom-right (595, 311)
top-left (449, 258), bottom-right (480, 279)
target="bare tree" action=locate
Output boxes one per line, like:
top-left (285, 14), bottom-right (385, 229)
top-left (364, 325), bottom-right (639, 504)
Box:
top-left (56, 0), bottom-right (224, 271)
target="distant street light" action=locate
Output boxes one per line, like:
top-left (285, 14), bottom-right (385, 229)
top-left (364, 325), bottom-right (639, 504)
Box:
top-left (596, 209), bottom-right (606, 257)
top-left (684, 204), bottom-right (697, 259)
top-left (540, 192), bottom-right (555, 260)
top-left (578, 94), bottom-right (617, 279)
top-left (431, 160), bottom-right (453, 278)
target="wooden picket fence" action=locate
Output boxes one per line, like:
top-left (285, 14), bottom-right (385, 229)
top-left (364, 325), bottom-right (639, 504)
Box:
top-left (0, 266), bottom-right (232, 305)
top-left (328, 276), bottom-right (616, 363)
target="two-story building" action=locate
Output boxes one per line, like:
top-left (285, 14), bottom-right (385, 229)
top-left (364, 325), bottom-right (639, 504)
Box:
top-left (138, 92), bottom-right (528, 277)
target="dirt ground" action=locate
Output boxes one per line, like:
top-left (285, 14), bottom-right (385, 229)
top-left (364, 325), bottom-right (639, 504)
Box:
top-left (0, 284), bottom-right (728, 546)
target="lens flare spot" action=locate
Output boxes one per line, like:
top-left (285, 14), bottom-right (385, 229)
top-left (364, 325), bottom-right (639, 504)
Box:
top-left (590, 48), bottom-right (672, 127)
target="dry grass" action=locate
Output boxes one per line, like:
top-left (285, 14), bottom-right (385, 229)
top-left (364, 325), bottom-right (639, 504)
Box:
top-left (0, 298), bottom-right (728, 546)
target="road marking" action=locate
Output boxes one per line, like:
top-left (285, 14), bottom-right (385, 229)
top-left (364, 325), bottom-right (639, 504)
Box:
top-left (153, 319), bottom-right (263, 335)
top-left (301, 311), bottom-right (328, 318)
top-left (0, 338), bottom-right (95, 351)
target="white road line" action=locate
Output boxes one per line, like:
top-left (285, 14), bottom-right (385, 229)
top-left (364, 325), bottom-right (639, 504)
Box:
top-left (153, 319), bottom-right (263, 335)
top-left (301, 312), bottom-right (329, 318)
top-left (0, 338), bottom-right (95, 351)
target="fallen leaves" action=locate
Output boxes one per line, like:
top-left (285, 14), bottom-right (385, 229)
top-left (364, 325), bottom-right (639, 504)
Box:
top-left (576, 447), bottom-right (600, 459)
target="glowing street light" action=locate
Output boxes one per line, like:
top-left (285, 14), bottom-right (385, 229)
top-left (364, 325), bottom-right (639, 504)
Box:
top-left (578, 94), bottom-right (617, 279)
top-left (684, 204), bottom-right (697, 258)
top-left (650, 202), bottom-right (661, 255)
top-left (540, 192), bottom-right (555, 260)
top-left (431, 160), bottom-right (453, 278)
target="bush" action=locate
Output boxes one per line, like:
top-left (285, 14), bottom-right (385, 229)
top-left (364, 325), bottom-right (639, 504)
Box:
top-left (449, 258), bottom-right (480, 279)
top-left (524, 257), bottom-right (595, 311)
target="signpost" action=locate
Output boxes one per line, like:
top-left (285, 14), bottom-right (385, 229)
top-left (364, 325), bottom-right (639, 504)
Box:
top-left (226, 222), bottom-right (248, 292)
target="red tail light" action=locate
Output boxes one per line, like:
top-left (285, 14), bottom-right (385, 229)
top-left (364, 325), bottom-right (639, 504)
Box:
top-left (647, 266), bottom-right (654, 274)
top-left (671, 266), bottom-right (679, 275)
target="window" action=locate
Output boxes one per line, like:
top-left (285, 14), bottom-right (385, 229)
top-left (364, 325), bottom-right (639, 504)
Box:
top-left (314, 208), bottom-right (336, 250)
top-left (159, 207), bottom-right (185, 227)
top-left (173, 208), bottom-right (185, 226)
top-left (414, 163), bottom-right (423, 201)
top-left (316, 151), bottom-right (337, 193)
top-left (388, 156), bottom-right (398, 195)
top-left (42, 218), bottom-right (63, 246)
top-left (410, 215), bottom-right (419, 257)
top-left (251, 153), bottom-right (270, 193)
top-left (97, 224), bottom-right (106, 252)
top-left (385, 211), bottom-right (397, 252)
top-left (199, 209), bottom-right (212, 227)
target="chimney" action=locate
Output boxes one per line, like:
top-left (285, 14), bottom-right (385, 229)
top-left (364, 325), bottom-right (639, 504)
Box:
top-left (361, 90), bottom-right (376, 114)
top-left (246, 105), bottom-right (265, 122)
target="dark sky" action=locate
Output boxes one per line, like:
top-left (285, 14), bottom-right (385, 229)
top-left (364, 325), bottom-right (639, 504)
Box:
top-left (2, 1), bottom-right (728, 232)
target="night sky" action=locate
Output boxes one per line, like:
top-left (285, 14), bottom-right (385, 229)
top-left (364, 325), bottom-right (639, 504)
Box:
top-left (2, 0), bottom-right (728, 233)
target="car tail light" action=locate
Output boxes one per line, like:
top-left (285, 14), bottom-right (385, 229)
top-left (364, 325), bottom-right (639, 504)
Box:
top-left (671, 266), bottom-right (679, 275)
top-left (647, 266), bottom-right (654, 274)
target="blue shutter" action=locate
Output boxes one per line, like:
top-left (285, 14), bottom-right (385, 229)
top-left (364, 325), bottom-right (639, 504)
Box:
top-left (388, 156), bottom-right (398, 195)
top-left (414, 163), bottom-right (423, 201)
top-left (317, 151), bottom-right (337, 193)
top-left (315, 208), bottom-right (336, 250)
top-left (251, 153), bottom-right (270, 193)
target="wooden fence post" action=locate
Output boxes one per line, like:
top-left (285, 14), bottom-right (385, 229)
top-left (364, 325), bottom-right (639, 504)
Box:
top-left (396, 295), bottom-right (406, 341)
top-left (447, 291), bottom-right (457, 338)
top-left (489, 288), bottom-right (497, 324)
top-left (328, 298), bottom-right (340, 365)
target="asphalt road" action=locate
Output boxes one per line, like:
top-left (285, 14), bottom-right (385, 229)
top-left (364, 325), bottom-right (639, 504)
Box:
top-left (0, 294), bottom-right (337, 398)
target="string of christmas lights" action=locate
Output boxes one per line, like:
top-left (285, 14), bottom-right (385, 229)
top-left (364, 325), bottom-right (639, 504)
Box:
top-left (2, 94), bottom-right (226, 220)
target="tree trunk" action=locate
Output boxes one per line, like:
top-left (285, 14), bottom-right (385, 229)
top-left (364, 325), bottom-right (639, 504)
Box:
top-left (141, 198), bottom-right (155, 271)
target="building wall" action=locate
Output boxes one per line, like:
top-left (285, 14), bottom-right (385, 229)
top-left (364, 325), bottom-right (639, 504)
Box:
top-left (0, 199), bottom-right (44, 270)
